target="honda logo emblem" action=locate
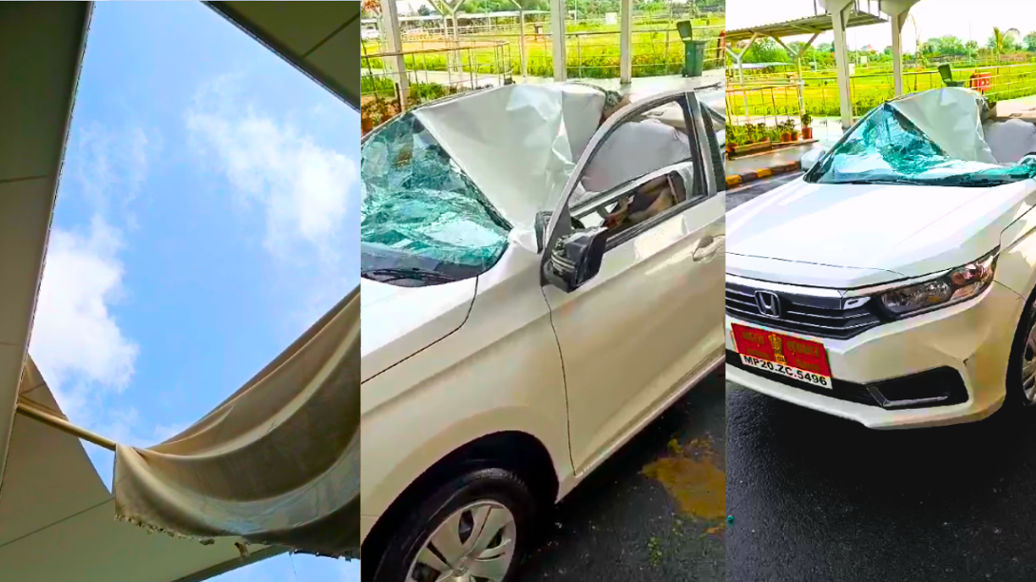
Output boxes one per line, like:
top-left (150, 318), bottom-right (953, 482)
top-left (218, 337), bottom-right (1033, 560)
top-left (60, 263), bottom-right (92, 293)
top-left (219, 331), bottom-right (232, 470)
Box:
top-left (754, 290), bottom-right (781, 318)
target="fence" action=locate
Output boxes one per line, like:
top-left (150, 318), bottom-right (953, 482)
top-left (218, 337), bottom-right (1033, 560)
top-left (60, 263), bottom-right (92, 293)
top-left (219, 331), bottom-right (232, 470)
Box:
top-left (361, 19), bottom-right (724, 82)
top-left (727, 61), bottom-right (1036, 119)
top-left (360, 41), bottom-right (513, 133)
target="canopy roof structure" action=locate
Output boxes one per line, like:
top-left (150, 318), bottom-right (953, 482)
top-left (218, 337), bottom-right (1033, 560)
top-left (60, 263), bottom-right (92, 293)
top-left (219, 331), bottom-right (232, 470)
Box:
top-left (208, 1), bottom-right (360, 110)
top-left (724, 10), bottom-right (885, 44)
top-left (0, 2), bottom-right (355, 580)
top-left (726, 0), bottom-right (922, 130)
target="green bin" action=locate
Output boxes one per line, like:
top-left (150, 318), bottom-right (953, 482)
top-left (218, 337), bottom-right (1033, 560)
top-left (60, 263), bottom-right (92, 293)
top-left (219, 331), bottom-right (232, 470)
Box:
top-left (676, 20), bottom-right (706, 77)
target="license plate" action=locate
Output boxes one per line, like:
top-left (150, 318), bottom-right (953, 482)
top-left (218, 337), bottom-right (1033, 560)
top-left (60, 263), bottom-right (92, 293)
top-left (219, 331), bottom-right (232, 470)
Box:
top-left (731, 323), bottom-right (832, 389)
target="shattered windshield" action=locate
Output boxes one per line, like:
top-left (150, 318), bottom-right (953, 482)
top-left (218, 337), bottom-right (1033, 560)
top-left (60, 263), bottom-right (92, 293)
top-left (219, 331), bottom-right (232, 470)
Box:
top-left (360, 112), bottom-right (511, 287)
top-left (806, 98), bottom-right (1036, 188)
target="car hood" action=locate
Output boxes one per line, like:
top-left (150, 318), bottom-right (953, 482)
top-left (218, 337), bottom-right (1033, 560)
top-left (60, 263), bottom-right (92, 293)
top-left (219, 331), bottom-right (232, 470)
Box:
top-left (727, 177), bottom-right (1036, 286)
top-left (360, 277), bottom-right (476, 381)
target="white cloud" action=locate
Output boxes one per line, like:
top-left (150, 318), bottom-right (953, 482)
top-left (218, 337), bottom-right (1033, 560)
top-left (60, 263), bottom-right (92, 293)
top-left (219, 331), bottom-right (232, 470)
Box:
top-left (29, 123), bottom-right (160, 451)
top-left (185, 76), bottom-right (358, 331)
top-left (30, 218), bottom-right (138, 425)
top-left (185, 78), bottom-right (357, 265)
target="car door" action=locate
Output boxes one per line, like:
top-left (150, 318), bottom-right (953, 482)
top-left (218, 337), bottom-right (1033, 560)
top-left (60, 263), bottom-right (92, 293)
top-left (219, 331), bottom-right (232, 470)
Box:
top-left (540, 91), bottom-right (726, 474)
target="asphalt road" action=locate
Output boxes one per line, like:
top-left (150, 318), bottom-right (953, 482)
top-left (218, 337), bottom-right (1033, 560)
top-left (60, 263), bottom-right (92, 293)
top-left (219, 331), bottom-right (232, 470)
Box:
top-left (517, 370), bottom-right (726, 582)
top-left (727, 384), bottom-right (1036, 581)
top-left (725, 172), bottom-right (1036, 581)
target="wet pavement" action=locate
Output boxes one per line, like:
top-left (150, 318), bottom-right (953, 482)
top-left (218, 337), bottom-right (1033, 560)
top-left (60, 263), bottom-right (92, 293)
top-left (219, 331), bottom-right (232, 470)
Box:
top-left (726, 171), bottom-right (800, 211)
top-left (724, 171), bottom-right (1036, 581)
top-left (727, 383), bottom-right (1036, 581)
top-left (517, 370), bottom-right (726, 582)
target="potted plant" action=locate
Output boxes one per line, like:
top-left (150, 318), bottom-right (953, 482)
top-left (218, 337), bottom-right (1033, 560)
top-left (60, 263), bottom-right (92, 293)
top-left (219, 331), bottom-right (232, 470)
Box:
top-left (790, 119), bottom-right (800, 141)
top-left (779, 120), bottom-right (792, 142)
top-left (801, 113), bottom-right (813, 140)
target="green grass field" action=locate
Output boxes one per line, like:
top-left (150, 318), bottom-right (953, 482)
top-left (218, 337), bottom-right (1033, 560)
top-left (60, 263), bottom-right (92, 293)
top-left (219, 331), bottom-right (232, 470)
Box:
top-left (728, 61), bottom-right (1036, 118)
top-left (361, 17), bottom-right (724, 81)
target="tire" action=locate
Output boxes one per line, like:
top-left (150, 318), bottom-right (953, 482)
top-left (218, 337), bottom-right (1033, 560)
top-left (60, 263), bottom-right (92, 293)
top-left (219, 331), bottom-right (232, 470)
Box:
top-left (1007, 292), bottom-right (1036, 408)
top-left (369, 467), bottom-right (538, 582)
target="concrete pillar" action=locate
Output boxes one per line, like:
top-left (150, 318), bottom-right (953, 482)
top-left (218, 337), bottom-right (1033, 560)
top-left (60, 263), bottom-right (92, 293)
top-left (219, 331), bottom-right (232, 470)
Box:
top-left (882, 0), bottom-right (918, 96)
top-left (550, 0), bottom-right (566, 80)
top-left (824, 0), bottom-right (854, 129)
top-left (380, 0), bottom-right (408, 110)
top-left (619, 0), bottom-right (632, 85)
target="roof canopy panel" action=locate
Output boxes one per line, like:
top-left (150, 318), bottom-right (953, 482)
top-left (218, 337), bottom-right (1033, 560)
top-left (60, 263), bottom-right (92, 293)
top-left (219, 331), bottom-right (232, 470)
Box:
top-left (207, 1), bottom-right (359, 109)
top-left (725, 10), bottom-right (886, 44)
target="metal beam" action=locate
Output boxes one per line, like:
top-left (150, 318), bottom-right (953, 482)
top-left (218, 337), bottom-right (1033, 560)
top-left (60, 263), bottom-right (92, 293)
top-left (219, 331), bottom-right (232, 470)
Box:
top-left (15, 397), bottom-right (117, 451)
top-left (619, 0), bottom-right (632, 85)
top-left (550, 0), bottom-right (566, 80)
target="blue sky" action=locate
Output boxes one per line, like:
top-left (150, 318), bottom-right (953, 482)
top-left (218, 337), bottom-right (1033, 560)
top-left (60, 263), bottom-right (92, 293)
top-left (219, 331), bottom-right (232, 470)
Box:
top-left (28, 2), bottom-right (359, 580)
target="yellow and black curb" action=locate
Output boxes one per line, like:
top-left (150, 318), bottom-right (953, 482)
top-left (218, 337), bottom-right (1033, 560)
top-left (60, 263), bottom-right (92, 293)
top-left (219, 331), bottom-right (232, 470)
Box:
top-left (725, 161), bottom-right (802, 188)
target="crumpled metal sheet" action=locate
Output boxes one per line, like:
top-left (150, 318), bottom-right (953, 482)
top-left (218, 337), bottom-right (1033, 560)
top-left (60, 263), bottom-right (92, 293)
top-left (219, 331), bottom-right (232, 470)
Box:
top-left (413, 83), bottom-right (606, 229)
top-left (814, 88), bottom-right (1036, 187)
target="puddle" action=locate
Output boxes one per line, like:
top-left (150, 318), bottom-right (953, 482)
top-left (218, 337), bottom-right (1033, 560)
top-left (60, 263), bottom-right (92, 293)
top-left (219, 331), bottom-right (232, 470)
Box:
top-left (642, 435), bottom-right (726, 525)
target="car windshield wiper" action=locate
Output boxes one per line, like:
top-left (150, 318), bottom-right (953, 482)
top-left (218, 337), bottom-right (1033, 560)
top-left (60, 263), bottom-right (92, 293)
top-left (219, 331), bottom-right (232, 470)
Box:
top-left (361, 267), bottom-right (458, 284)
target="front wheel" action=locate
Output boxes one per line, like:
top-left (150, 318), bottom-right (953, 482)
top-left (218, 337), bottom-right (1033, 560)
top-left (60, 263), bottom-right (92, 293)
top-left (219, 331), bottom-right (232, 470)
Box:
top-left (370, 467), bottom-right (537, 582)
top-left (1008, 295), bottom-right (1036, 407)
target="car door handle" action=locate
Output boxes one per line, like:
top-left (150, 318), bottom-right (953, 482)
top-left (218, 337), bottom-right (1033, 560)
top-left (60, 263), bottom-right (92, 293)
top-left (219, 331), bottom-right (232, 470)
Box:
top-left (692, 234), bottom-right (724, 261)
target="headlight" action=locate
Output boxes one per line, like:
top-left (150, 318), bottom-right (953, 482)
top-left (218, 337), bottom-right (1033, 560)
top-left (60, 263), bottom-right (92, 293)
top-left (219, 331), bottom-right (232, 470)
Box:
top-left (879, 249), bottom-right (997, 316)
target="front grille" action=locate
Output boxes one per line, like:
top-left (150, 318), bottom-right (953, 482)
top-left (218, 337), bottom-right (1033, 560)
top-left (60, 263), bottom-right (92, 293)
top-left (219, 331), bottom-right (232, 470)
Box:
top-left (726, 280), bottom-right (883, 340)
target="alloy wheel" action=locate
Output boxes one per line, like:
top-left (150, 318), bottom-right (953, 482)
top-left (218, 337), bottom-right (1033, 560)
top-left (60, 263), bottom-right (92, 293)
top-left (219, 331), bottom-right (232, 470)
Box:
top-left (1022, 306), bottom-right (1036, 404)
top-left (406, 500), bottom-right (517, 582)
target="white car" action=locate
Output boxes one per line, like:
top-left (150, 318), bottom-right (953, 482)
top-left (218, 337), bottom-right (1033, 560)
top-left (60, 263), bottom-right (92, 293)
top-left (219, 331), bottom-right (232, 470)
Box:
top-left (726, 87), bottom-right (1036, 430)
top-left (360, 83), bottom-right (726, 581)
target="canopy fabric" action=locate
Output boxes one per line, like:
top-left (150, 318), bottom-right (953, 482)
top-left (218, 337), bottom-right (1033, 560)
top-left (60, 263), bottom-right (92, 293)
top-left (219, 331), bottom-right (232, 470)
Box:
top-left (113, 287), bottom-right (360, 558)
top-left (414, 83), bottom-right (606, 230)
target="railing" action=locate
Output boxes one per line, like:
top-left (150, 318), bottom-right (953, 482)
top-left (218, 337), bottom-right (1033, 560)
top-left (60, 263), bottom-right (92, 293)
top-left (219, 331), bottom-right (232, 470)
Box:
top-left (361, 20), bottom-right (725, 81)
top-left (360, 41), bottom-right (513, 133)
top-left (727, 61), bottom-right (1036, 118)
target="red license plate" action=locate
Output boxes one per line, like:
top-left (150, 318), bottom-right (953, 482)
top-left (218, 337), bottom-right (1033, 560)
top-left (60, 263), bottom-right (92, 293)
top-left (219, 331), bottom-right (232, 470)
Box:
top-left (731, 323), bottom-right (832, 389)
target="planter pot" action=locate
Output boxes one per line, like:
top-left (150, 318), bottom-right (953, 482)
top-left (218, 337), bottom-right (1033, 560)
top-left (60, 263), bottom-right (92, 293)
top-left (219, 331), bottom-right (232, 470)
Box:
top-left (791, 131), bottom-right (799, 141)
top-left (781, 133), bottom-right (791, 142)
top-left (802, 127), bottom-right (813, 140)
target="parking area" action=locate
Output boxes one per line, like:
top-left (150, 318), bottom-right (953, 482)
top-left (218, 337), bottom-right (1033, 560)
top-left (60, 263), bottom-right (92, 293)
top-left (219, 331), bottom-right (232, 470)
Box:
top-left (518, 370), bottom-right (726, 582)
top-left (724, 170), bottom-right (1036, 580)
top-left (727, 383), bottom-right (1036, 581)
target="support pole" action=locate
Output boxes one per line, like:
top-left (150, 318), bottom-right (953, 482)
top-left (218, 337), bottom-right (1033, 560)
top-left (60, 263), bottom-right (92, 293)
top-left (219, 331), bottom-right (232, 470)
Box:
top-left (826, 0), bottom-right (854, 129)
top-left (512, 2), bottom-right (527, 78)
top-left (380, 0), bottom-right (408, 111)
top-left (550, 0), bottom-right (566, 80)
top-left (619, 0), bottom-right (633, 85)
top-left (16, 397), bottom-right (117, 451)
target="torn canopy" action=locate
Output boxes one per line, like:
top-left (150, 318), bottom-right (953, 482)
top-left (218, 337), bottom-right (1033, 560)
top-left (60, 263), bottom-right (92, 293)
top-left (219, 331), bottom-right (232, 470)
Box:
top-left (811, 87), bottom-right (1036, 187)
top-left (113, 288), bottom-right (359, 557)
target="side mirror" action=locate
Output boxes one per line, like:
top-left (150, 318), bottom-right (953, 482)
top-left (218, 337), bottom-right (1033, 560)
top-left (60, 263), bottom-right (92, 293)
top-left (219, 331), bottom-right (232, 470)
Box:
top-left (800, 146), bottom-right (827, 172)
top-left (544, 227), bottom-right (608, 292)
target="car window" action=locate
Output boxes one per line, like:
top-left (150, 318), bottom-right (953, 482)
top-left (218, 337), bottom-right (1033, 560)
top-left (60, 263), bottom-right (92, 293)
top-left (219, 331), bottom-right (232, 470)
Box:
top-left (569, 97), bottom-right (705, 245)
top-left (360, 112), bottom-right (511, 287)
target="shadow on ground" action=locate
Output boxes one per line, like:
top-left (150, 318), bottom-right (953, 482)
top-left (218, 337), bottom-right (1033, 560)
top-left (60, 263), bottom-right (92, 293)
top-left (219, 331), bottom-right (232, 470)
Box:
top-left (517, 371), bottom-right (726, 582)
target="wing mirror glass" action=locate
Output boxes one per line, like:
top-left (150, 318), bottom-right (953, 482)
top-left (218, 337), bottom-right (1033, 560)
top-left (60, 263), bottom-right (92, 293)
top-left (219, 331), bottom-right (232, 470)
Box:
top-left (544, 227), bottom-right (608, 292)
top-left (800, 146), bottom-right (827, 172)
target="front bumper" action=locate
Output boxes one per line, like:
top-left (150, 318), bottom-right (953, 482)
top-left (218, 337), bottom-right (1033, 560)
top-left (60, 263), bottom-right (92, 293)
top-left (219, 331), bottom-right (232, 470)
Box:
top-left (726, 280), bottom-right (1024, 429)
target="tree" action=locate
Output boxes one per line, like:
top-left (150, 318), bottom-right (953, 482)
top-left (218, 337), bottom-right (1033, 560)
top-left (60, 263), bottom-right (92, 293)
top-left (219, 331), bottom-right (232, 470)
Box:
top-left (1026, 31), bottom-right (1036, 52)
